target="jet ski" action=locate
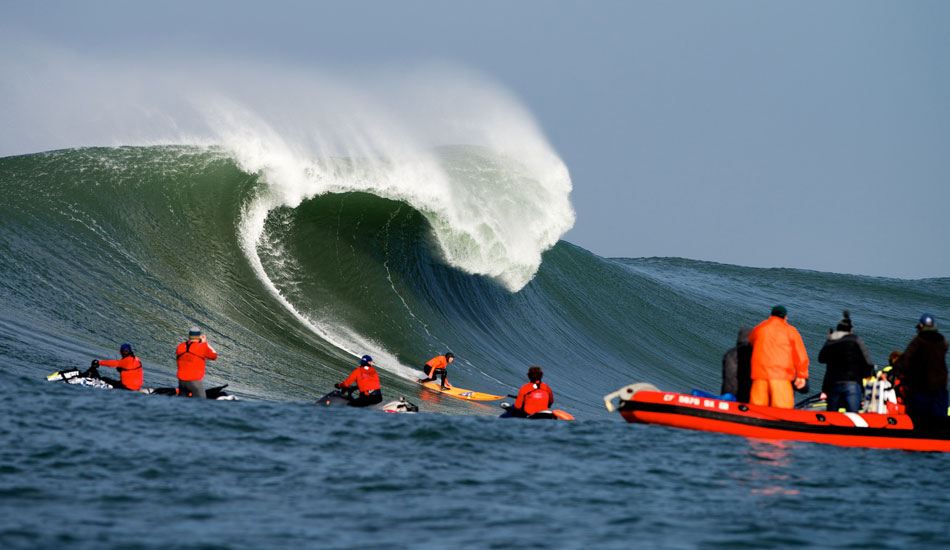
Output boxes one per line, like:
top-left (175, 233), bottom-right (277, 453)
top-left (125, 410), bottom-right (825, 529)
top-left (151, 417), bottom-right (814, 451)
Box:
top-left (314, 387), bottom-right (419, 413)
top-left (499, 402), bottom-right (574, 420)
top-left (47, 365), bottom-right (237, 400)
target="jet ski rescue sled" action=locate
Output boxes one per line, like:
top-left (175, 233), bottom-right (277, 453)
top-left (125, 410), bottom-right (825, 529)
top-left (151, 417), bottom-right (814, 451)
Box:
top-left (315, 388), bottom-right (419, 413)
top-left (499, 402), bottom-right (575, 420)
top-left (604, 383), bottom-right (950, 452)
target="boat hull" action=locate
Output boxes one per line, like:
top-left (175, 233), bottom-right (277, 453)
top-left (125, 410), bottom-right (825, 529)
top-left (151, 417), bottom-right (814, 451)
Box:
top-left (613, 387), bottom-right (950, 452)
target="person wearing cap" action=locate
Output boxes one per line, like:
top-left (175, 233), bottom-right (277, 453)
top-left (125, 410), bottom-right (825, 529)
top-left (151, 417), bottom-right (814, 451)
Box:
top-left (891, 314), bottom-right (948, 418)
top-left (175, 327), bottom-right (217, 398)
top-left (721, 327), bottom-right (753, 402)
top-left (747, 305), bottom-right (809, 408)
top-left (420, 352), bottom-right (454, 390)
top-left (91, 343), bottom-right (143, 391)
top-left (818, 310), bottom-right (874, 412)
top-left (513, 366), bottom-right (555, 416)
top-left (335, 354), bottom-right (383, 407)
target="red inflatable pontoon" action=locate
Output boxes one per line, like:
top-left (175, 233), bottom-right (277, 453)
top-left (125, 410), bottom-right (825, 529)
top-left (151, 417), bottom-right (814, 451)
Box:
top-left (604, 383), bottom-right (950, 452)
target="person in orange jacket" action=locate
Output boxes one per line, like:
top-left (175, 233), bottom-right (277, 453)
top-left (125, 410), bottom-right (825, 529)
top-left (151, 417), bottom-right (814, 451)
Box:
top-left (91, 343), bottom-right (143, 391)
top-left (335, 354), bottom-right (383, 407)
top-left (514, 366), bottom-right (555, 416)
top-left (747, 305), bottom-right (809, 408)
top-left (175, 327), bottom-right (217, 398)
top-left (419, 352), bottom-right (454, 390)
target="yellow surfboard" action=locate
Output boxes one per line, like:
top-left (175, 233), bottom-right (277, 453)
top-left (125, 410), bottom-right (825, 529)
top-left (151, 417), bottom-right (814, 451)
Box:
top-left (417, 379), bottom-right (504, 401)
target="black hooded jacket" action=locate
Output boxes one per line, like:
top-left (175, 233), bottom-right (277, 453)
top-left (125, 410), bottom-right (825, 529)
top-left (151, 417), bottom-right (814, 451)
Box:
top-left (818, 332), bottom-right (874, 393)
top-left (892, 330), bottom-right (948, 396)
top-left (721, 327), bottom-right (753, 402)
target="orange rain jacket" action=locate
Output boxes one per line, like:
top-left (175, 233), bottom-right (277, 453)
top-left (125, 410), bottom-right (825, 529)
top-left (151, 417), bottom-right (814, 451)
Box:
top-left (514, 381), bottom-right (554, 415)
top-left (748, 316), bottom-right (809, 382)
top-left (175, 341), bottom-right (217, 381)
top-left (342, 365), bottom-right (381, 393)
top-left (98, 356), bottom-right (143, 391)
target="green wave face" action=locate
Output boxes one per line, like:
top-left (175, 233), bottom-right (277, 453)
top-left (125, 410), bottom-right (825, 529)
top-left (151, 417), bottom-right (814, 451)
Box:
top-left (2, 147), bottom-right (948, 416)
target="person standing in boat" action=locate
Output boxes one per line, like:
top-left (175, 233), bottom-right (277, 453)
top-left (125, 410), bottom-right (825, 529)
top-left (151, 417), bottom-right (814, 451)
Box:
top-left (818, 310), bottom-right (874, 412)
top-left (747, 305), bottom-right (809, 408)
top-left (335, 354), bottom-right (383, 407)
top-left (419, 352), bottom-right (454, 390)
top-left (513, 366), bottom-right (555, 416)
top-left (91, 343), bottom-right (144, 391)
top-left (721, 327), bottom-right (753, 402)
top-left (891, 314), bottom-right (948, 418)
top-left (175, 326), bottom-right (217, 398)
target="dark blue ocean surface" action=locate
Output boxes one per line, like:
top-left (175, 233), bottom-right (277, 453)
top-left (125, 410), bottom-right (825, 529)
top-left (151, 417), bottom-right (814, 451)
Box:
top-left (3, 370), bottom-right (948, 550)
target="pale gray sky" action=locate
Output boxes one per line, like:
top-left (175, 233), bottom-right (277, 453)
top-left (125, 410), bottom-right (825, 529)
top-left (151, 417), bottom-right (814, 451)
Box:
top-left (4, 1), bottom-right (948, 279)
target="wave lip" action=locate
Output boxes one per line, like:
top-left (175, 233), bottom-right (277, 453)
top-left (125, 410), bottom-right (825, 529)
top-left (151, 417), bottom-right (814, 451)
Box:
top-left (202, 71), bottom-right (576, 293)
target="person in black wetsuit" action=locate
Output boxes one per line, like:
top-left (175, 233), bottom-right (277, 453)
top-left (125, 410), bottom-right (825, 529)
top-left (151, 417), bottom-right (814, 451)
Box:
top-left (419, 352), bottom-right (454, 390)
top-left (91, 343), bottom-right (144, 391)
top-left (335, 355), bottom-right (383, 407)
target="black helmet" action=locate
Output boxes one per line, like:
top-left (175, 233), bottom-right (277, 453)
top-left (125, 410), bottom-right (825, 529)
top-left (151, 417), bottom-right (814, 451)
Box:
top-left (119, 343), bottom-right (133, 356)
top-left (444, 352), bottom-right (454, 360)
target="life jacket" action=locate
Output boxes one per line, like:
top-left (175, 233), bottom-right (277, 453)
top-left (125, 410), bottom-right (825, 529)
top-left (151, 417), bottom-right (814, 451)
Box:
top-left (425, 356), bottom-right (448, 370)
top-left (98, 355), bottom-right (143, 391)
top-left (176, 340), bottom-right (217, 381)
top-left (516, 381), bottom-right (553, 415)
top-left (343, 365), bottom-right (381, 393)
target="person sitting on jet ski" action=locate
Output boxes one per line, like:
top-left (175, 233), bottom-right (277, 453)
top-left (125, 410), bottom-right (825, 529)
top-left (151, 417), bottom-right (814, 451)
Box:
top-left (91, 343), bottom-right (143, 391)
top-left (513, 366), bottom-right (554, 416)
top-left (335, 355), bottom-right (383, 407)
top-left (420, 352), bottom-right (454, 390)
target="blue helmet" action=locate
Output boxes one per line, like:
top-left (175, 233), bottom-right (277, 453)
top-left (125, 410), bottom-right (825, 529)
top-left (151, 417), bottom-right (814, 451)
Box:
top-left (360, 354), bottom-right (373, 366)
top-left (119, 343), bottom-right (133, 356)
top-left (919, 314), bottom-right (937, 329)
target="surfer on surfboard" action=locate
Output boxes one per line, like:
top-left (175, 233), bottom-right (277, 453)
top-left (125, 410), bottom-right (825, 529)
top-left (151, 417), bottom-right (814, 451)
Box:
top-left (419, 352), bottom-right (454, 390)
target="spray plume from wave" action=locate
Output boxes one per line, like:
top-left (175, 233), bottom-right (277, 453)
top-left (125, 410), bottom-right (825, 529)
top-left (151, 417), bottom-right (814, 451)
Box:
top-left (0, 37), bottom-right (574, 294)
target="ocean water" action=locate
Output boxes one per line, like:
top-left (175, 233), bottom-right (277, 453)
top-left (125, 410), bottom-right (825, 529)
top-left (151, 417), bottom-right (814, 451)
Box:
top-left (1, 147), bottom-right (949, 549)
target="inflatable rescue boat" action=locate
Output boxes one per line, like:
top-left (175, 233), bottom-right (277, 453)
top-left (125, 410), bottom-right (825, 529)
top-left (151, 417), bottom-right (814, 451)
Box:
top-left (604, 383), bottom-right (950, 452)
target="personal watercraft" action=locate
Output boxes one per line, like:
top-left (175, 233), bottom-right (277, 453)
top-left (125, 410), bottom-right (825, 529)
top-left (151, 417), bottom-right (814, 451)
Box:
top-left (47, 365), bottom-right (237, 400)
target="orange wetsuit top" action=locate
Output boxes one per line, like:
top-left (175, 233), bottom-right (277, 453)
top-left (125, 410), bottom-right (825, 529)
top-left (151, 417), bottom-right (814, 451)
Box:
top-left (98, 356), bottom-right (143, 391)
top-left (342, 365), bottom-right (381, 393)
top-left (175, 341), bottom-right (217, 381)
top-left (425, 356), bottom-right (449, 370)
top-left (515, 381), bottom-right (554, 415)
top-left (748, 316), bottom-right (809, 382)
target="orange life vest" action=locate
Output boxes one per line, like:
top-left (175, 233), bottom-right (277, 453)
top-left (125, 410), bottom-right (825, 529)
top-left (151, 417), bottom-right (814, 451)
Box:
top-left (342, 365), bottom-right (381, 393)
top-left (515, 381), bottom-right (554, 414)
top-left (176, 340), bottom-right (217, 381)
top-left (98, 356), bottom-right (143, 391)
top-left (425, 356), bottom-right (448, 370)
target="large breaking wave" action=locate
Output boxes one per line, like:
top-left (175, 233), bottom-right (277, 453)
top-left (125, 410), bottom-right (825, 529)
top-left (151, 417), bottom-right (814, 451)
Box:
top-left (0, 37), bottom-right (575, 294)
